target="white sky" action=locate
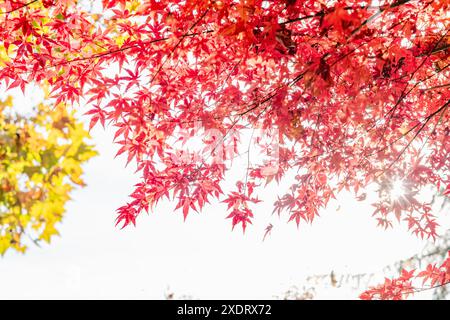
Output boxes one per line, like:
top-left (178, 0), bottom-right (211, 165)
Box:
top-left (0, 85), bottom-right (447, 300)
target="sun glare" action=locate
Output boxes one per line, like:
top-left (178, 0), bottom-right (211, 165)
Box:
top-left (390, 180), bottom-right (406, 200)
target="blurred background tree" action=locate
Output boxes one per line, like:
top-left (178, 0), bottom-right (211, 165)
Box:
top-left (0, 94), bottom-right (96, 255)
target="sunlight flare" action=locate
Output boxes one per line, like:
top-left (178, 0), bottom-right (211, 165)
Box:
top-left (390, 180), bottom-right (406, 200)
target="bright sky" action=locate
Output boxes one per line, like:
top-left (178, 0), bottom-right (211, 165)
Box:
top-left (1, 86), bottom-right (448, 300)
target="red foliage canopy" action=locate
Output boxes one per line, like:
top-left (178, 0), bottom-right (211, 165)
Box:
top-left (1, 0), bottom-right (449, 298)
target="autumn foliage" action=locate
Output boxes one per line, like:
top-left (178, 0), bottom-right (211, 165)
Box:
top-left (361, 251), bottom-right (450, 300)
top-left (0, 94), bottom-right (96, 255)
top-left (0, 0), bottom-right (449, 298)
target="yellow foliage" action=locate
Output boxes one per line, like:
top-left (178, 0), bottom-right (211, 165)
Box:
top-left (0, 96), bottom-right (97, 256)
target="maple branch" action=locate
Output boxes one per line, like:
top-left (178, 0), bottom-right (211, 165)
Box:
top-left (422, 83), bottom-right (450, 91)
top-left (365, 121), bottom-right (422, 158)
top-left (366, 61), bottom-right (450, 135)
top-left (415, 98), bottom-right (448, 158)
top-left (310, 112), bottom-right (321, 148)
top-left (187, 67), bottom-right (307, 178)
top-left (148, 8), bottom-right (210, 85)
top-left (350, 0), bottom-right (413, 37)
top-left (329, 42), bottom-right (366, 68)
top-left (366, 281), bottom-right (450, 300)
top-left (156, 59), bottom-right (244, 126)
top-left (382, 27), bottom-right (450, 118)
top-left (233, 67), bottom-right (304, 118)
top-left (375, 99), bottom-right (450, 178)
top-left (334, 87), bottom-right (448, 189)
top-left (280, 0), bottom-right (414, 27)
top-left (42, 30), bottom-right (214, 70)
top-left (365, 29), bottom-right (450, 152)
top-left (411, 281), bottom-right (450, 294)
top-left (235, 91), bottom-right (277, 117)
top-left (340, 93), bottom-right (450, 191)
top-left (0, 0), bottom-right (38, 14)
top-left (243, 128), bottom-right (255, 196)
top-left (279, 11), bottom-right (324, 26)
top-left (365, 94), bottom-right (448, 164)
top-left (429, 44), bottom-right (450, 55)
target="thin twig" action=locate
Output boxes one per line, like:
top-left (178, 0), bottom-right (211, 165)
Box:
top-left (0, 0), bottom-right (38, 15)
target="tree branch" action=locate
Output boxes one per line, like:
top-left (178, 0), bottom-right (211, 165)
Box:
top-left (375, 99), bottom-right (450, 178)
top-left (0, 0), bottom-right (38, 15)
